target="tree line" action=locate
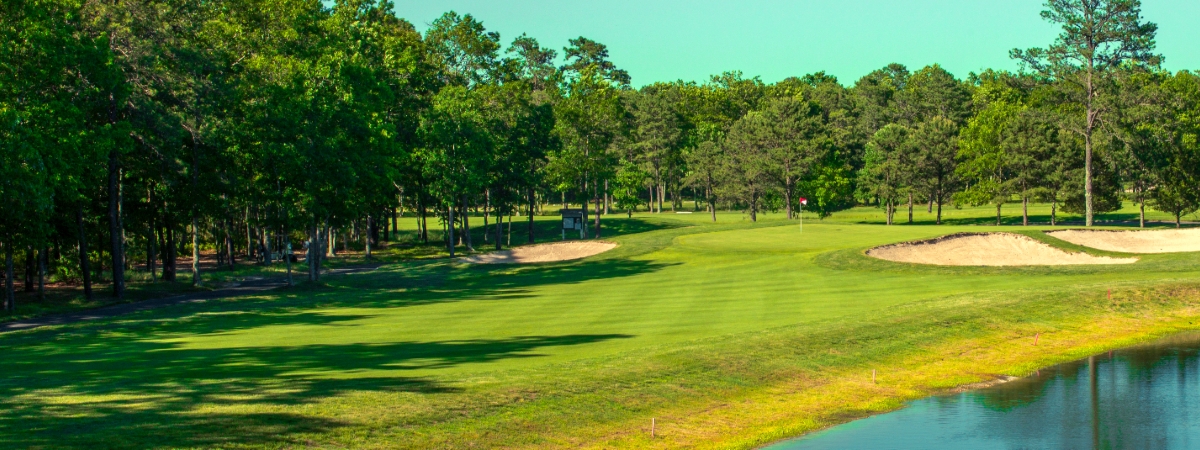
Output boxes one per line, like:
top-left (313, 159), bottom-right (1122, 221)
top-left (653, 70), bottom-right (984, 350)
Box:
top-left (2, 0), bottom-right (1197, 309)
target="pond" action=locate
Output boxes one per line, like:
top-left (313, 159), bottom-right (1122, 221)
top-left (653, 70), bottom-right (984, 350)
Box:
top-left (767, 332), bottom-right (1200, 449)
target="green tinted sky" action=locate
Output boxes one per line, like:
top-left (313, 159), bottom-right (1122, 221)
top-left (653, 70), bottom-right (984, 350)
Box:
top-left (394, 0), bottom-right (1199, 87)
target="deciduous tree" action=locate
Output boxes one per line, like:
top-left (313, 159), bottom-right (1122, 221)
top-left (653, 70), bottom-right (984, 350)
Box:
top-left (1012, 0), bottom-right (1159, 226)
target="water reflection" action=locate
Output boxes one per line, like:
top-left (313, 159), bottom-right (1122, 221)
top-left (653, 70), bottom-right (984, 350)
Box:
top-left (768, 332), bottom-right (1200, 449)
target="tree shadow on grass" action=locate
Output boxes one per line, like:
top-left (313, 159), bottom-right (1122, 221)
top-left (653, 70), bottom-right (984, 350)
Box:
top-left (0, 332), bottom-right (632, 448)
top-left (0, 253), bottom-right (659, 448)
top-left (479, 215), bottom-right (687, 244)
top-left (589, 216), bottom-right (686, 238)
top-left (388, 215), bottom-right (686, 251)
top-left (10, 256), bottom-right (673, 340)
top-left (272, 257), bottom-right (679, 315)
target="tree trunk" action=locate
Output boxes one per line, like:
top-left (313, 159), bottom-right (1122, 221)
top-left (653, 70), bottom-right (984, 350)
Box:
top-left (996, 203), bottom-right (1002, 226)
top-left (462, 195), bottom-right (473, 251)
top-left (604, 179), bottom-right (610, 215)
top-left (1051, 199), bottom-right (1058, 226)
top-left (675, 184), bottom-right (683, 211)
top-left (225, 218), bottom-right (235, 269)
top-left (594, 180), bottom-right (602, 238)
top-left (108, 150), bottom-right (125, 299)
top-left (215, 234), bottom-right (223, 268)
top-left (658, 183), bottom-right (665, 213)
top-left (308, 223), bottom-right (317, 282)
top-left (784, 179), bottom-right (794, 220)
top-left (245, 206), bottom-right (253, 261)
top-left (708, 183), bottom-right (716, 222)
top-left (483, 189), bottom-right (491, 243)
top-left (1023, 196), bottom-right (1029, 226)
top-left (581, 184), bottom-right (589, 239)
top-left (886, 201), bottom-right (894, 225)
top-left (1085, 72), bottom-right (1095, 227)
top-left (495, 210), bottom-right (503, 251)
top-left (95, 232), bottom-right (104, 282)
top-left (147, 226), bottom-right (157, 282)
top-left (260, 227), bottom-right (271, 266)
top-left (321, 222), bottom-right (329, 261)
top-left (749, 189), bottom-right (759, 222)
top-left (365, 215), bottom-right (373, 259)
top-left (37, 247), bottom-right (45, 303)
top-left (447, 205), bottom-right (456, 257)
top-left (936, 196), bottom-right (943, 225)
top-left (1139, 195), bottom-right (1146, 228)
top-left (928, 196), bottom-right (933, 213)
top-left (907, 192), bottom-right (914, 224)
top-left (77, 207), bottom-right (93, 300)
top-left (4, 243), bottom-right (13, 312)
top-left (320, 221), bottom-right (328, 276)
top-left (342, 226), bottom-right (349, 253)
top-left (284, 233), bottom-right (293, 287)
top-left (164, 224), bottom-right (177, 282)
top-left (528, 186), bottom-right (536, 244)
top-left (1177, 212), bottom-right (1182, 229)
top-left (191, 216), bottom-right (200, 286)
top-left (24, 248), bottom-right (34, 292)
top-left (159, 222), bottom-right (169, 270)
top-left (419, 194), bottom-right (428, 244)
top-left (328, 226), bottom-right (337, 257)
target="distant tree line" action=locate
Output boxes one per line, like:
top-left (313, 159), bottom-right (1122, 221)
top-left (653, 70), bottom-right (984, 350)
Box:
top-left (2, 0), bottom-right (1197, 308)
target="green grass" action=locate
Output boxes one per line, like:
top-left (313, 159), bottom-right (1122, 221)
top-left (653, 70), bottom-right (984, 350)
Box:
top-left (8, 201), bottom-right (1193, 323)
top-left (3, 204), bottom-right (1200, 448)
top-left (1, 207), bottom-right (678, 323)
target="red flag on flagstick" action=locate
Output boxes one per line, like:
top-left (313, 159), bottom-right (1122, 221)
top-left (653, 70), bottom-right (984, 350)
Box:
top-left (800, 198), bottom-right (808, 205)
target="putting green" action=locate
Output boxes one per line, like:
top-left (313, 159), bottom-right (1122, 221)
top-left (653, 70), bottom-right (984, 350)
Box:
top-left (2, 215), bottom-right (1199, 449)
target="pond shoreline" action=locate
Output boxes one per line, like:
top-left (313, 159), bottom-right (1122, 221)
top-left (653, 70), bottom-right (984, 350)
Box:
top-left (752, 317), bottom-right (1200, 450)
top-left (762, 328), bottom-right (1200, 448)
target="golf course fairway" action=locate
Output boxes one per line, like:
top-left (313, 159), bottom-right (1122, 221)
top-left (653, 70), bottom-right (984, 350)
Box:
top-left (3, 212), bottom-right (1200, 449)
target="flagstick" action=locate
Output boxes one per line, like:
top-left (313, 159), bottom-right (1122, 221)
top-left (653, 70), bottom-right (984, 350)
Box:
top-left (799, 199), bottom-right (805, 232)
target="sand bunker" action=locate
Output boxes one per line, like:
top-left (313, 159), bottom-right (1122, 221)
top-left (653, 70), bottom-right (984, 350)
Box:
top-left (461, 241), bottom-right (616, 264)
top-left (1048, 228), bottom-right (1200, 253)
top-left (868, 233), bottom-right (1137, 266)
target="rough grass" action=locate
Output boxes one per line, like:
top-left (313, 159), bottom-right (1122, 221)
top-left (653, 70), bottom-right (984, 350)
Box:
top-left (2, 205), bottom-right (1200, 449)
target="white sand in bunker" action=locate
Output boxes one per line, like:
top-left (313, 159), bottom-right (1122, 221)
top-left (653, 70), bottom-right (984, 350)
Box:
top-left (461, 241), bottom-right (617, 264)
top-left (1048, 228), bottom-right (1200, 253)
top-left (867, 233), bottom-right (1137, 266)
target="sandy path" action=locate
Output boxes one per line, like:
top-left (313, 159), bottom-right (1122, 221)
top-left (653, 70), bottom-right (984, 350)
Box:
top-left (1048, 228), bottom-right (1200, 253)
top-left (462, 242), bottom-right (616, 264)
top-left (868, 233), bottom-right (1137, 266)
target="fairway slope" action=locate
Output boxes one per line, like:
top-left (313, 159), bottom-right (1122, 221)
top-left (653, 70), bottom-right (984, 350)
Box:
top-left (461, 241), bottom-right (616, 264)
top-left (1049, 228), bottom-right (1200, 253)
top-left (868, 232), bottom-right (1137, 266)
